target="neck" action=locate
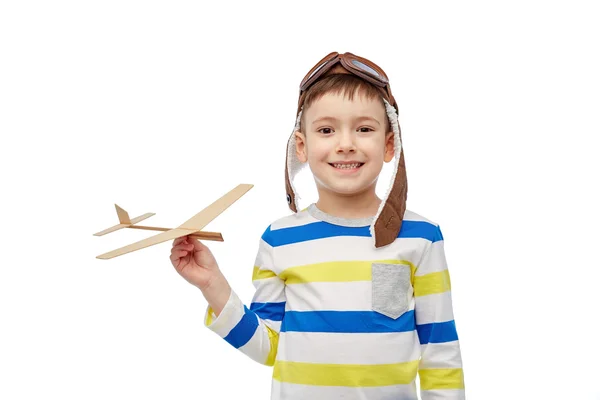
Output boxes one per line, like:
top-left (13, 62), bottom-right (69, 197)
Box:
top-left (315, 187), bottom-right (381, 219)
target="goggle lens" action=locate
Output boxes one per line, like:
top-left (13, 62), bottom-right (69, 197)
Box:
top-left (306, 60), bottom-right (330, 82)
top-left (351, 59), bottom-right (381, 78)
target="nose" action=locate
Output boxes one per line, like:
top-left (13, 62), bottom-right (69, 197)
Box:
top-left (336, 130), bottom-right (356, 153)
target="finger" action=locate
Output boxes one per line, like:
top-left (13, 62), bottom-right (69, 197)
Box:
top-left (170, 249), bottom-right (187, 261)
top-left (171, 243), bottom-right (193, 253)
top-left (182, 251), bottom-right (191, 266)
top-left (173, 236), bottom-right (188, 246)
top-left (170, 249), bottom-right (189, 262)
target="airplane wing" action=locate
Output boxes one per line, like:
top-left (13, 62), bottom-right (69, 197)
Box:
top-left (178, 183), bottom-right (253, 230)
top-left (96, 228), bottom-right (193, 259)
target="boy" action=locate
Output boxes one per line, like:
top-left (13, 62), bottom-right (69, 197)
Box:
top-left (170, 51), bottom-right (465, 400)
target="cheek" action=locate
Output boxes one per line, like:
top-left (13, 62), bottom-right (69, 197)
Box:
top-left (362, 141), bottom-right (386, 158)
top-left (306, 143), bottom-right (330, 162)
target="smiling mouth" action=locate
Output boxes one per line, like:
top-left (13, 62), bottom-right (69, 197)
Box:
top-left (329, 162), bottom-right (364, 170)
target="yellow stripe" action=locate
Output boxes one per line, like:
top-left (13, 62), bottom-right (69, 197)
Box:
top-left (273, 359), bottom-right (419, 386)
top-left (419, 368), bottom-right (464, 390)
top-left (279, 259), bottom-right (416, 284)
top-left (252, 266), bottom-right (277, 280)
top-left (414, 269), bottom-right (451, 297)
top-left (265, 325), bottom-right (279, 366)
top-left (205, 306), bottom-right (214, 326)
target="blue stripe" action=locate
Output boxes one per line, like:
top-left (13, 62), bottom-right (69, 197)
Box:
top-left (432, 225), bottom-right (443, 242)
top-left (281, 310), bottom-right (416, 333)
top-left (262, 220), bottom-right (441, 247)
top-left (250, 301), bottom-right (285, 321)
top-left (223, 305), bottom-right (259, 348)
top-left (416, 320), bottom-right (458, 344)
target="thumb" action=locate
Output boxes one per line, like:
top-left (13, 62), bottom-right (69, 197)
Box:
top-left (189, 236), bottom-right (208, 251)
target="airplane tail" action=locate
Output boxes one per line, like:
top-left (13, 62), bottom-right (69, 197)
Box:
top-left (115, 204), bottom-right (132, 225)
top-left (93, 205), bottom-right (154, 236)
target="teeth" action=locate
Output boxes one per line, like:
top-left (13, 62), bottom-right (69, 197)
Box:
top-left (333, 163), bottom-right (361, 169)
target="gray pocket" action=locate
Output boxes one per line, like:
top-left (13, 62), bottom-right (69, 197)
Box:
top-left (371, 263), bottom-right (411, 319)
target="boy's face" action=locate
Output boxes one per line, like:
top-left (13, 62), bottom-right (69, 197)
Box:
top-left (295, 91), bottom-right (395, 201)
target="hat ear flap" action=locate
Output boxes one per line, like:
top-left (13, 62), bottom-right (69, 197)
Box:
top-left (285, 109), bottom-right (306, 212)
top-left (370, 98), bottom-right (407, 248)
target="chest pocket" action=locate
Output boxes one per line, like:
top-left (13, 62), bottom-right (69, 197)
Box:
top-left (371, 262), bottom-right (412, 319)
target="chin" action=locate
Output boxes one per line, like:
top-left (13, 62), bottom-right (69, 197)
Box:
top-left (322, 182), bottom-right (371, 196)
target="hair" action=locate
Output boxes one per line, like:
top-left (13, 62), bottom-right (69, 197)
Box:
top-left (299, 74), bottom-right (392, 134)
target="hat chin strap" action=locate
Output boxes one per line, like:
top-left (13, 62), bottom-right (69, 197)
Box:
top-left (286, 98), bottom-right (402, 247)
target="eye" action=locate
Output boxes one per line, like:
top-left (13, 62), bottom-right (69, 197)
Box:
top-left (358, 127), bottom-right (374, 133)
top-left (318, 128), bottom-right (333, 134)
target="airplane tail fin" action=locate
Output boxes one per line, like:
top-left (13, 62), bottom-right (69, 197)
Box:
top-left (115, 204), bottom-right (132, 225)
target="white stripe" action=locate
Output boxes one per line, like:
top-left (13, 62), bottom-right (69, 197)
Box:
top-left (419, 341), bottom-right (464, 369)
top-left (285, 280), bottom-right (416, 313)
top-left (415, 240), bottom-right (448, 275)
top-left (273, 235), bottom-right (426, 271)
top-left (254, 238), bottom-right (274, 267)
top-left (270, 210), bottom-right (318, 230)
top-left (414, 291), bottom-right (455, 324)
top-left (264, 319), bottom-right (281, 333)
top-left (251, 276), bottom-right (285, 304)
top-left (271, 379), bottom-right (419, 400)
top-left (271, 208), bottom-right (437, 230)
top-left (403, 209), bottom-right (438, 224)
top-left (420, 388), bottom-right (465, 399)
top-left (277, 330), bottom-right (421, 364)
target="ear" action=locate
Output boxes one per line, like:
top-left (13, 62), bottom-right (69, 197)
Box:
top-left (295, 130), bottom-right (308, 163)
top-left (384, 131), bottom-right (395, 163)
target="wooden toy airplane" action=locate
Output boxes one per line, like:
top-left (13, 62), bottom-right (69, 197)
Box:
top-left (94, 183), bottom-right (253, 260)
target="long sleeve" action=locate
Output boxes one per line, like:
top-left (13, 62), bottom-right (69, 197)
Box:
top-left (203, 225), bottom-right (285, 366)
top-left (414, 224), bottom-right (465, 399)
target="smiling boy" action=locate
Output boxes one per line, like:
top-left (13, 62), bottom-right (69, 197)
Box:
top-left (170, 51), bottom-right (465, 400)
top-left (293, 77), bottom-right (395, 219)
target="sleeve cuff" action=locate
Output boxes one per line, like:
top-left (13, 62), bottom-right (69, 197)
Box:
top-left (203, 289), bottom-right (244, 337)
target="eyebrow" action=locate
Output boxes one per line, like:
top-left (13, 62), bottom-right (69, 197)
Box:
top-left (311, 116), bottom-right (381, 127)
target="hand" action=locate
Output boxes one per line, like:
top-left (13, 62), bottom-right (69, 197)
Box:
top-left (170, 235), bottom-right (221, 291)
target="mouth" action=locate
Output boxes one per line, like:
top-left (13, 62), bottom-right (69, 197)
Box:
top-left (329, 162), bottom-right (364, 170)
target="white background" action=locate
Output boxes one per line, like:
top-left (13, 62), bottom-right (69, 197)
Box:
top-left (1, 1), bottom-right (599, 399)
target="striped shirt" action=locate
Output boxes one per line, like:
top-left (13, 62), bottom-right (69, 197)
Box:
top-left (204, 203), bottom-right (465, 399)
